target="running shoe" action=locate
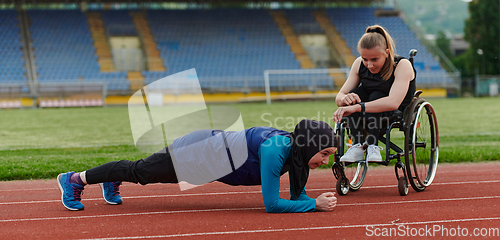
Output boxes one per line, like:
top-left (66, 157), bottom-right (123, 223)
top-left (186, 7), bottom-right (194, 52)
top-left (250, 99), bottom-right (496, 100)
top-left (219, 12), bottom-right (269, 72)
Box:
top-left (99, 181), bottom-right (123, 205)
top-left (366, 145), bottom-right (384, 162)
top-left (57, 172), bottom-right (85, 211)
top-left (340, 143), bottom-right (365, 162)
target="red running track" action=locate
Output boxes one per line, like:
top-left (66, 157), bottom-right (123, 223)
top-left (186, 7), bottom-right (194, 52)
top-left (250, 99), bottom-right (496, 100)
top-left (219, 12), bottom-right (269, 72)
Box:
top-left (1, 162), bottom-right (499, 239)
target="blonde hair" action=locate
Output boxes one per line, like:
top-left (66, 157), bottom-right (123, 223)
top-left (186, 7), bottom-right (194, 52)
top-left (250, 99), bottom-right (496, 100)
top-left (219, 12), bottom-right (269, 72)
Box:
top-left (357, 25), bottom-right (397, 81)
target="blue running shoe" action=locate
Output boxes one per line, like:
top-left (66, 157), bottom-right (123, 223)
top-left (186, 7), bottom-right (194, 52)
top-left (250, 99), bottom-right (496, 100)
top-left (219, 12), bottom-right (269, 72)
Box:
top-left (99, 181), bottom-right (123, 205)
top-left (57, 172), bottom-right (85, 211)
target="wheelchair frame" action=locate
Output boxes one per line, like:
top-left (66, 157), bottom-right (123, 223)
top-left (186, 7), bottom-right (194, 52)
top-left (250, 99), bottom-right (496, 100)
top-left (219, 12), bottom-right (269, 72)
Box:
top-left (331, 49), bottom-right (440, 196)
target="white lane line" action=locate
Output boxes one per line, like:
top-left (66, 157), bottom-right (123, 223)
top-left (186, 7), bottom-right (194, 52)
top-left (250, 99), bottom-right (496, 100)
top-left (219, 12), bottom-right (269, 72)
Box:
top-left (0, 187), bottom-right (57, 192)
top-left (339, 195), bottom-right (500, 207)
top-left (76, 216), bottom-right (500, 240)
top-left (0, 191), bottom-right (262, 205)
top-left (1, 179), bottom-right (499, 193)
top-left (1, 179), bottom-right (500, 205)
top-left (359, 179), bottom-right (500, 189)
top-left (0, 207), bottom-right (264, 223)
top-left (2, 195), bottom-right (500, 223)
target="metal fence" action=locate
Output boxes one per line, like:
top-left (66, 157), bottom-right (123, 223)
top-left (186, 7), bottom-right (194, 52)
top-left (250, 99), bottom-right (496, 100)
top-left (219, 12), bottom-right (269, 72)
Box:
top-left (0, 81), bottom-right (106, 108)
top-left (476, 76), bottom-right (500, 97)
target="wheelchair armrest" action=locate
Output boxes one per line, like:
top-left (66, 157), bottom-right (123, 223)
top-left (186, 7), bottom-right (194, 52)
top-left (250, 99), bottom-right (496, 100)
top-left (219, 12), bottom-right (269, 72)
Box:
top-left (391, 110), bottom-right (403, 122)
top-left (393, 110), bottom-right (403, 117)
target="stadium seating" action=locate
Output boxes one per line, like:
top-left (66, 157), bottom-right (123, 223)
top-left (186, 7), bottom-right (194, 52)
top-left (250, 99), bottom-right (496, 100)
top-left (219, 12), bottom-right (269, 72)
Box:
top-left (285, 8), bottom-right (324, 35)
top-left (144, 9), bottom-right (305, 89)
top-left (29, 10), bottom-right (129, 91)
top-left (99, 10), bottom-right (138, 36)
top-left (0, 7), bottom-right (450, 96)
top-left (0, 10), bottom-right (27, 83)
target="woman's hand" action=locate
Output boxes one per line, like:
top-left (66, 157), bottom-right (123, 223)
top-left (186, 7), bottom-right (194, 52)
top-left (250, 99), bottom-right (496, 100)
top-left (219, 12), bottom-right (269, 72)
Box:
top-left (316, 192), bottom-right (337, 212)
top-left (340, 93), bottom-right (361, 106)
top-left (332, 105), bottom-right (359, 123)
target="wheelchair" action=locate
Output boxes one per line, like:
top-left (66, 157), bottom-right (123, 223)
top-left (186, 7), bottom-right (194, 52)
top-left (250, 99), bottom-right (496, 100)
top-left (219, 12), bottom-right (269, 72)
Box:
top-left (331, 49), bottom-right (439, 196)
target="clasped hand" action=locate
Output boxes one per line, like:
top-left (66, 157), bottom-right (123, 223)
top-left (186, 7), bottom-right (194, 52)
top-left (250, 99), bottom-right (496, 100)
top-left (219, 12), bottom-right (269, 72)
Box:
top-left (332, 93), bottom-right (361, 123)
top-left (316, 192), bottom-right (337, 212)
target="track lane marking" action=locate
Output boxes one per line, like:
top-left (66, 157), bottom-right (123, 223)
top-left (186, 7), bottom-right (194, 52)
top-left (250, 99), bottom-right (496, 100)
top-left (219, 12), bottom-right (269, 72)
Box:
top-left (0, 191), bottom-right (263, 205)
top-left (2, 179), bottom-right (500, 205)
top-left (1, 179), bottom-right (500, 204)
top-left (1, 179), bottom-right (498, 193)
top-left (0, 207), bottom-right (264, 223)
top-left (1, 195), bottom-right (500, 223)
top-left (75, 216), bottom-right (500, 240)
top-left (339, 195), bottom-right (500, 206)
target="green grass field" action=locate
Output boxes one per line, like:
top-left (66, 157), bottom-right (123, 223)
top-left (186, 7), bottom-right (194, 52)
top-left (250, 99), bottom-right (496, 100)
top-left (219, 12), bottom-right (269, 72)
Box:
top-left (1, 97), bottom-right (499, 181)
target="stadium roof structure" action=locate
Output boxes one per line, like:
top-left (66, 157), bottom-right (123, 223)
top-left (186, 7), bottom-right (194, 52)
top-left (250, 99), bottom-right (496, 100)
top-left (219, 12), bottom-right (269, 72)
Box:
top-left (7, 0), bottom-right (382, 4)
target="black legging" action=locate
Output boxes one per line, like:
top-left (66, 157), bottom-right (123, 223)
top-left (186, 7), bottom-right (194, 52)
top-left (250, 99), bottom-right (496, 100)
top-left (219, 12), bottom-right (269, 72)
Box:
top-left (85, 147), bottom-right (178, 185)
top-left (344, 87), bottom-right (402, 145)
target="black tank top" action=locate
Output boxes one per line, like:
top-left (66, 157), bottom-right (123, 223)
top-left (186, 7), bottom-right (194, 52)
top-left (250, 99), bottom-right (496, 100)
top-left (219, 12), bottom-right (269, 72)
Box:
top-left (358, 55), bottom-right (416, 110)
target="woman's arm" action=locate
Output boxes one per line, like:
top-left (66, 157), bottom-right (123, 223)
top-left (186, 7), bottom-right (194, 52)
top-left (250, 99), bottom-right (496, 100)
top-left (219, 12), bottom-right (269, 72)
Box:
top-left (335, 57), bottom-right (362, 107)
top-left (259, 137), bottom-right (316, 213)
top-left (333, 59), bottom-right (414, 122)
top-left (291, 186), bottom-right (313, 201)
top-left (292, 187), bottom-right (337, 212)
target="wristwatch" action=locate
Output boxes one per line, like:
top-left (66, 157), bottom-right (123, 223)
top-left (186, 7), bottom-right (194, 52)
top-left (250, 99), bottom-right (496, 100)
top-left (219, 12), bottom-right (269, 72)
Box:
top-left (360, 102), bottom-right (366, 118)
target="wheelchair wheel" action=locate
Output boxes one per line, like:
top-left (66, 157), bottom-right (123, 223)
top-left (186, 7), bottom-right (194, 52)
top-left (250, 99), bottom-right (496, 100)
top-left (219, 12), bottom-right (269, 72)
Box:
top-left (398, 177), bottom-right (408, 196)
top-left (404, 99), bottom-right (439, 192)
top-left (336, 177), bottom-right (349, 195)
top-left (343, 162), bottom-right (367, 191)
top-left (334, 122), bottom-right (368, 192)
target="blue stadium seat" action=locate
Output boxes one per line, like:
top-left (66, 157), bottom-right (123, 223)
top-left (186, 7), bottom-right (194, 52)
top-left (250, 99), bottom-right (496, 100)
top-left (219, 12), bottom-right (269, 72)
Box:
top-left (7, 7), bottom-right (441, 91)
top-left (28, 10), bottom-right (128, 88)
top-left (143, 9), bottom-right (301, 88)
top-left (99, 10), bottom-right (138, 36)
top-left (0, 10), bottom-right (27, 83)
top-left (285, 9), bottom-right (324, 35)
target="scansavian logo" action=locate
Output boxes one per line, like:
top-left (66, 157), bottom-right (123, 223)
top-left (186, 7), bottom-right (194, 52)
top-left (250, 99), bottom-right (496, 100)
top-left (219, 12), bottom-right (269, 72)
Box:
top-left (128, 69), bottom-right (247, 190)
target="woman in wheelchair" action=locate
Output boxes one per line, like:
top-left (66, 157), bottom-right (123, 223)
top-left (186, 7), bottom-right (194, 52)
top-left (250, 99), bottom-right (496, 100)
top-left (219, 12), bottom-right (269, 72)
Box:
top-left (332, 24), bottom-right (416, 163)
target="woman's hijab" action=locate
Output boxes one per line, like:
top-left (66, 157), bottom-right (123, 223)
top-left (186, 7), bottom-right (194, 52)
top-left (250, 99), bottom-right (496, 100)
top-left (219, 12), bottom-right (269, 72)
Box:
top-left (289, 119), bottom-right (336, 199)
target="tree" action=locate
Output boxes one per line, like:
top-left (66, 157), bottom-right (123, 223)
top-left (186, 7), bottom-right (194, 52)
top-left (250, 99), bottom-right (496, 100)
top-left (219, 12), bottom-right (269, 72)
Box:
top-left (453, 50), bottom-right (475, 77)
top-left (435, 31), bottom-right (453, 59)
top-left (463, 0), bottom-right (500, 75)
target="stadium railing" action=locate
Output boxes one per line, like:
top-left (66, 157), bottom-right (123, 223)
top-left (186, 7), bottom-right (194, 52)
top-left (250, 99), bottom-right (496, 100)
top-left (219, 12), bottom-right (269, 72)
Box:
top-left (264, 68), bottom-right (348, 104)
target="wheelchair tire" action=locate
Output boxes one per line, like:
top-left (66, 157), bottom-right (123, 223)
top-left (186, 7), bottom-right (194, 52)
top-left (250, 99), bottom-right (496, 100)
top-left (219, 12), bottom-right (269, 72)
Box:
top-left (404, 99), bottom-right (439, 192)
top-left (398, 177), bottom-right (408, 196)
top-left (344, 162), bottom-right (367, 191)
top-left (336, 177), bottom-right (349, 196)
top-left (334, 122), bottom-right (368, 191)
top-left (332, 162), bottom-right (341, 180)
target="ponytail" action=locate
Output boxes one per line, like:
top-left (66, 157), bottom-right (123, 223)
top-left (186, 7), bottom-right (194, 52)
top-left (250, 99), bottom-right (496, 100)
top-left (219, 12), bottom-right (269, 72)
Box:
top-left (357, 25), bottom-right (396, 81)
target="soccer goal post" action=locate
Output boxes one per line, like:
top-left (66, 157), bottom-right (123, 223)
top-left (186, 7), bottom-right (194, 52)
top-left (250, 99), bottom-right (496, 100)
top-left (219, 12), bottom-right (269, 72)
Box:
top-left (263, 68), bottom-right (349, 104)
